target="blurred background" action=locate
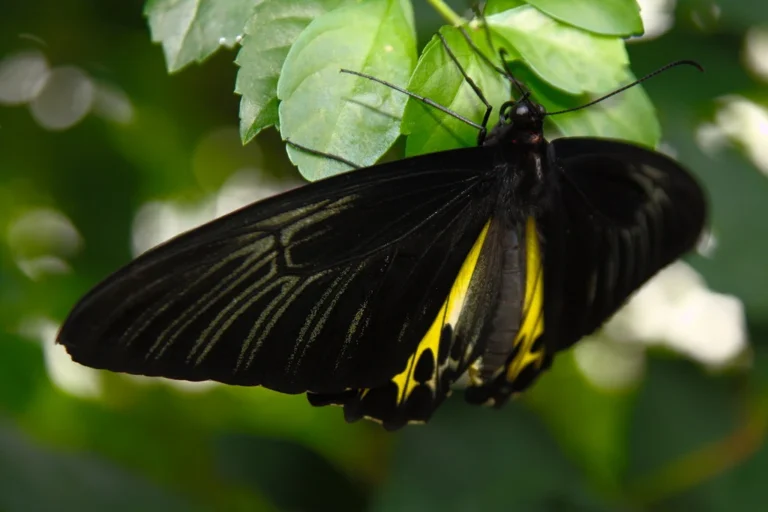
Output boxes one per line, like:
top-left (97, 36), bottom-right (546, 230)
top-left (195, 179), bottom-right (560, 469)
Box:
top-left (1, 0), bottom-right (767, 511)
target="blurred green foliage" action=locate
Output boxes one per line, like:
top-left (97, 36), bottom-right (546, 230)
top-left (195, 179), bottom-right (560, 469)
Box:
top-left (1, 0), bottom-right (767, 511)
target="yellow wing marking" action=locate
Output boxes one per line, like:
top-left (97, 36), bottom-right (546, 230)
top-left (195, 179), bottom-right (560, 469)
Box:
top-left (390, 220), bottom-right (492, 403)
top-left (505, 216), bottom-right (546, 382)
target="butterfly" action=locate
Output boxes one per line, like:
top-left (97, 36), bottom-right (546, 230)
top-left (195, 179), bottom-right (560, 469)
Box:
top-left (57, 29), bottom-right (707, 431)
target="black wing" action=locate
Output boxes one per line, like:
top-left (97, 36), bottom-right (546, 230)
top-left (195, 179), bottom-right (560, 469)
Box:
top-left (544, 137), bottom-right (707, 350)
top-left (58, 147), bottom-right (501, 401)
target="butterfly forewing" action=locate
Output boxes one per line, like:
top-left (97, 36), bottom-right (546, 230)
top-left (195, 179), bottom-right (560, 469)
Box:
top-left (545, 137), bottom-right (707, 351)
top-left (58, 148), bottom-right (501, 398)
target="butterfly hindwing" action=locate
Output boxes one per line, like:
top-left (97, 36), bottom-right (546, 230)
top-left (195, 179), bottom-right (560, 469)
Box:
top-left (58, 147), bottom-right (502, 406)
top-left (545, 137), bottom-right (708, 350)
top-left (310, 216), bottom-right (509, 429)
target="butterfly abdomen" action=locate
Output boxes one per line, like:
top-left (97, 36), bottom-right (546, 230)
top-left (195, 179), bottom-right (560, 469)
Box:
top-left (465, 216), bottom-right (551, 406)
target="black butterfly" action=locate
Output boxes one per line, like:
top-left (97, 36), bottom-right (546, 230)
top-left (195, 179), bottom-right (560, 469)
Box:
top-left (57, 30), bottom-right (707, 431)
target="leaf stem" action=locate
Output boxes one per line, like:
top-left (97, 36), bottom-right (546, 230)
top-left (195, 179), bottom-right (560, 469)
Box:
top-left (425, 0), bottom-right (465, 26)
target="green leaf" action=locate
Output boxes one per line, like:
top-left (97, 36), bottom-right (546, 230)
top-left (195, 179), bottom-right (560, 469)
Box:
top-left (511, 64), bottom-right (659, 147)
top-left (144, 0), bottom-right (258, 73)
top-left (235, 0), bottom-right (354, 144)
top-left (484, 0), bottom-right (526, 16)
top-left (402, 27), bottom-right (510, 157)
top-left (277, 0), bottom-right (416, 180)
top-left (488, 5), bottom-right (629, 95)
top-left (523, 0), bottom-right (644, 36)
top-left (403, 17), bottom-right (655, 155)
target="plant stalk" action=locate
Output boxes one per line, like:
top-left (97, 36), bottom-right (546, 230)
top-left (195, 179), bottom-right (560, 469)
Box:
top-left (425, 0), bottom-right (465, 26)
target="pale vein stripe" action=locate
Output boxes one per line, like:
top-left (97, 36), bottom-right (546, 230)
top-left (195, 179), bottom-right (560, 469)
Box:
top-left (116, 273), bottom-right (181, 349)
top-left (236, 273), bottom-right (324, 372)
top-left (200, 272), bottom-right (321, 368)
top-left (253, 199), bottom-right (329, 229)
top-left (220, 274), bottom-right (303, 372)
top-left (283, 227), bottom-right (331, 268)
top-left (188, 256), bottom-right (282, 364)
top-left (284, 261), bottom-right (364, 375)
top-left (173, 244), bottom-right (278, 357)
top-left (297, 261), bottom-right (366, 369)
top-left (293, 267), bottom-right (353, 362)
top-left (124, 236), bottom-right (269, 351)
top-left (279, 198), bottom-right (354, 248)
top-left (146, 238), bottom-right (275, 358)
top-left (206, 271), bottom-right (287, 368)
top-left (335, 298), bottom-right (369, 372)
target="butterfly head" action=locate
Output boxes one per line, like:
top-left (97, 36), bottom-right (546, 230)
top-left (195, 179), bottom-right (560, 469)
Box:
top-left (485, 98), bottom-right (546, 147)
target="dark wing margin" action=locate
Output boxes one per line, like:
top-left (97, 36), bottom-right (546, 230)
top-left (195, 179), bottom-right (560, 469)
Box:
top-left (545, 137), bottom-right (707, 351)
top-left (57, 147), bottom-right (500, 398)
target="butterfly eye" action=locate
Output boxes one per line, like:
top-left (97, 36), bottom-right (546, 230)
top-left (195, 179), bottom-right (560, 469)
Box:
top-left (537, 104), bottom-right (546, 115)
top-left (514, 103), bottom-right (530, 118)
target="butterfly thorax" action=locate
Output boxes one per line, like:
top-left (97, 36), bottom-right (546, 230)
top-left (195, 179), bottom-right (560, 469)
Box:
top-left (485, 101), bottom-right (553, 222)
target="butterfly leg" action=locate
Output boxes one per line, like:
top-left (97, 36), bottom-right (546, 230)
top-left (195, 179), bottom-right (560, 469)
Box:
top-left (284, 139), bottom-right (361, 170)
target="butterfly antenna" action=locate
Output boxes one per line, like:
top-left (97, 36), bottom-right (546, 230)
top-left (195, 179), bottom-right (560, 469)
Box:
top-left (459, 6), bottom-right (531, 102)
top-left (436, 32), bottom-right (493, 142)
top-left (339, 69), bottom-right (485, 132)
top-left (546, 60), bottom-right (704, 116)
top-left (498, 48), bottom-right (531, 101)
top-left (457, 27), bottom-right (505, 77)
top-left (476, 3), bottom-right (529, 99)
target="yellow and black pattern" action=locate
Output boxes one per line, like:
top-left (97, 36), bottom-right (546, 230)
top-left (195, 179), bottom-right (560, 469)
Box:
top-left (503, 216), bottom-right (547, 387)
top-left (391, 220), bottom-right (491, 400)
top-left (310, 221), bottom-right (493, 430)
top-left (325, 215), bottom-right (551, 424)
top-left (464, 216), bottom-right (551, 407)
